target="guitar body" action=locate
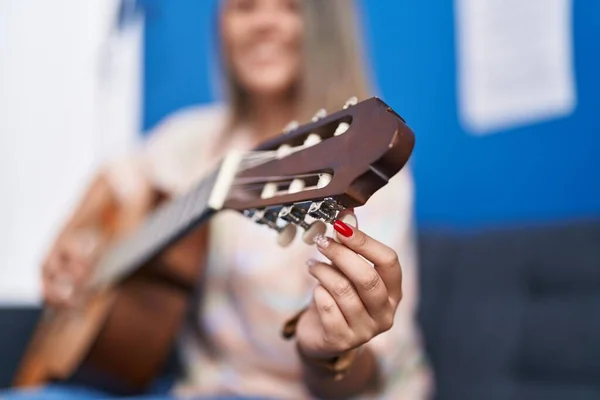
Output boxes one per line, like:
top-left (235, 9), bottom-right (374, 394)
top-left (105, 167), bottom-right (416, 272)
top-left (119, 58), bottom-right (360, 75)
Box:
top-left (14, 186), bottom-right (210, 395)
top-left (14, 258), bottom-right (200, 395)
top-left (14, 286), bottom-right (118, 388)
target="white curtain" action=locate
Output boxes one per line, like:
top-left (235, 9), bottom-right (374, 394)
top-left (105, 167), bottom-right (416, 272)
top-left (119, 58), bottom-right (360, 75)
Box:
top-left (0, 0), bottom-right (144, 305)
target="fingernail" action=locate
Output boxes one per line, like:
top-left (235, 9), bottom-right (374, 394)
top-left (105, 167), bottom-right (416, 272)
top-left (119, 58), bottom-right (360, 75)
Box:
top-left (306, 258), bottom-right (317, 268)
top-left (333, 220), bottom-right (353, 237)
top-left (313, 234), bottom-right (330, 248)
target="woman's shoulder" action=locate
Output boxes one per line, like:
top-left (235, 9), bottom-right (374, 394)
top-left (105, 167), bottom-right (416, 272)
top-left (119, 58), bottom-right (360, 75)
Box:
top-left (170, 102), bottom-right (228, 127)
top-left (146, 102), bottom-right (229, 148)
top-left (135, 102), bottom-right (232, 194)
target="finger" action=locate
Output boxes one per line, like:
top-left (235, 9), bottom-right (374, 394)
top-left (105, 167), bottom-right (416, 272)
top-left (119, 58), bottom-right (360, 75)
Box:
top-left (62, 232), bottom-right (100, 287)
top-left (326, 222), bottom-right (403, 305)
top-left (308, 259), bottom-right (376, 337)
top-left (43, 287), bottom-right (65, 308)
top-left (43, 275), bottom-right (75, 308)
top-left (312, 285), bottom-right (354, 353)
top-left (312, 235), bottom-right (393, 315)
top-left (64, 258), bottom-right (92, 291)
top-left (44, 248), bottom-right (83, 291)
top-left (42, 252), bottom-right (61, 281)
top-left (44, 250), bottom-right (78, 297)
top-left (64, 230), bottom-right (102, 262)
top-left (43, 253), bottom-right (71, 289)
top-left (333, 209), bottom-right (358, 243)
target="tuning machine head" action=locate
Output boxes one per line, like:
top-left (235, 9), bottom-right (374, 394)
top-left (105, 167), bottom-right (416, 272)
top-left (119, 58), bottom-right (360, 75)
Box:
top-left (226, 97), bottom-right (414, 249)
top-left (308, 198), bottom-right (344, 223)
top-left (279, 205), bottom-right (327, 244)
top-left (243, 208), bottom-right (298, 247)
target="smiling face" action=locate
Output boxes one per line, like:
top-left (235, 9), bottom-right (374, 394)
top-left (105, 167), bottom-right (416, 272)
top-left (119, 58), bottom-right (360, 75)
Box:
top-left (220, 0), bottom-right (304, 99)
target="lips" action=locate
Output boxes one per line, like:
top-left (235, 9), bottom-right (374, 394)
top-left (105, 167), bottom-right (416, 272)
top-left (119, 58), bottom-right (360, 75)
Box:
top-left (243, 42), bottom-right (287, 64)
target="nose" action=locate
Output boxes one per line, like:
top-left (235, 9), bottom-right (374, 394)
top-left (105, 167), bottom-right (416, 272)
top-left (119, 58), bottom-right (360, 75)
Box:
top-left (247, 2), bottom-right (281, 33)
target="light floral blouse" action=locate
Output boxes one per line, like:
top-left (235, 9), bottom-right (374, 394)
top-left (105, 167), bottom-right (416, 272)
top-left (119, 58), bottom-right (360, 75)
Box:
top-left (105, 104), bottom-right (432, 399)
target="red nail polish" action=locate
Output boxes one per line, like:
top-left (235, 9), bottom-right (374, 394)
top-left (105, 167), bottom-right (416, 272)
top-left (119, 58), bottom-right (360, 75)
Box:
top-left (333, 220), bottom-right (353, 237)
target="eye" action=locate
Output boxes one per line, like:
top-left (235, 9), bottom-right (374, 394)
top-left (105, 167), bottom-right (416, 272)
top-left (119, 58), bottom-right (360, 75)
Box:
top-left (281, 0), bottom-right (301, 13)
top-left (229, 0), bottom-right (256, 12)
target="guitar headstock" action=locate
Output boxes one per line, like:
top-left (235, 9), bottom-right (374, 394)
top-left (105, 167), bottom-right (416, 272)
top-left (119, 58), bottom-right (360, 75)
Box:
top-left (222, 96), bottom-right (414, 246)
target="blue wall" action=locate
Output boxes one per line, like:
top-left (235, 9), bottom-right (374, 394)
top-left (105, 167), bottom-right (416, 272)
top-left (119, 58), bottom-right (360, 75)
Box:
top-left (141, 0), bottom-right (600, 231)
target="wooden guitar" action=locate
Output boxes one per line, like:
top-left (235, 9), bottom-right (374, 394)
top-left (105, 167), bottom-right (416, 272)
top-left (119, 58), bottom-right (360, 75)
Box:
top-left (13, 97), bottom-right (415, 395)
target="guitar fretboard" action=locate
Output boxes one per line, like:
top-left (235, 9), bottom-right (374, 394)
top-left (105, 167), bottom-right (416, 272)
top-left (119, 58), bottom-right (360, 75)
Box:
top-left (92, 166), bottom-right (221, 287)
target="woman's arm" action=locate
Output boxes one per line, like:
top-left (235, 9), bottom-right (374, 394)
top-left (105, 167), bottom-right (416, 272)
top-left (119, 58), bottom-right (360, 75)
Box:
top-left (300, 341), bottom-right (380, 399)
top-left (293, 168), bottom-right (431, 399)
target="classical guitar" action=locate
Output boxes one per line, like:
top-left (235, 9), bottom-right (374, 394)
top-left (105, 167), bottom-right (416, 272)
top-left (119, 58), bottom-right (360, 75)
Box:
top-left (13, 97), bottom-right (415, 395)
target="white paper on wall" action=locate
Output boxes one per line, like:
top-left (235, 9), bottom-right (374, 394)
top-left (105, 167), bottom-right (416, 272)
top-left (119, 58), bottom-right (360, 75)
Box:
top-left (455, 0), bottom-right (576, 134)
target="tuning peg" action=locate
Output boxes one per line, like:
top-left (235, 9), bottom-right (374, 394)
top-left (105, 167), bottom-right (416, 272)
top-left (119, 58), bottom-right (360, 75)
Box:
top-left (277, 223), bottom-right (297, 247)
top-left (244, 208), bottom-right (298, 247)
top-left (308, 201), bottom-right (337, 223)
top-left (302, 220), bottom-right (327, 244)
top-left (343, 96), bottom-right (358, 109)
top-left (283, 120), bottom-right (299, 134)
top-left (311, 108), bottom-right (327, 122)
top-left (247, 209), bottom-right (266, 223)
top-left (279, 206), bottom-right (307, 227)
top-left (279, 205), bottom-right (328, 245)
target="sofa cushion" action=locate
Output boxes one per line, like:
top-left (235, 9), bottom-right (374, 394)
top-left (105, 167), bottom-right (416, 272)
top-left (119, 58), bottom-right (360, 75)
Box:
top-left (0, 307), bottom-right (42, 389)
top-left (417, 219), bottom-right (600, 400)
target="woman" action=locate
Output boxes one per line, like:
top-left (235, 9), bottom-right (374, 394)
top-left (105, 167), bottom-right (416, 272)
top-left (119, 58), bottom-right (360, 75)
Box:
top-left (8, 0), bottom-right (432, 398)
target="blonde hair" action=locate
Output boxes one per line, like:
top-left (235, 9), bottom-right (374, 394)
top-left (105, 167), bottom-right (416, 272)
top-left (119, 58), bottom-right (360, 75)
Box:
top-left (217, 0), bottom-right (374, 127)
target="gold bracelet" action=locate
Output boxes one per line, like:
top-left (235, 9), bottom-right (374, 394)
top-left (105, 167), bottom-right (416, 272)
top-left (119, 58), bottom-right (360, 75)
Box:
top-left (282, 307), bottom-right (361, 380)
top-left (296, 343), bottom-right (360, 381)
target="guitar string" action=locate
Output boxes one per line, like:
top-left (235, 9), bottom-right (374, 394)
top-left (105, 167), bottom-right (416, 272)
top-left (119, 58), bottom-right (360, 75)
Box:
top-left (93, 147), bottom-right (319, 286)
top-left (232, 148), bottom-right (324, 187)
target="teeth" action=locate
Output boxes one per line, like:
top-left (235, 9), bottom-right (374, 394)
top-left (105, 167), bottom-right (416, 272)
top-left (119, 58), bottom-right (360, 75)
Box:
top-left (250, 43), bottom-right (281, 60)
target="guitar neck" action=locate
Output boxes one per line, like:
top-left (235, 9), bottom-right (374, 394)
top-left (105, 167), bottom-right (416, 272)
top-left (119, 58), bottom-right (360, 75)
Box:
top-left (92, 153), bottom-right (242, 288)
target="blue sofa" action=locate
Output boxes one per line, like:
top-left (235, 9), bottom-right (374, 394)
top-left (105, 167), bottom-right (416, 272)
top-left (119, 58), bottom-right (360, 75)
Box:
top-left (2, 219), bottom-right (599, 399)
top-left (418, 219), bottom-right (600, 399)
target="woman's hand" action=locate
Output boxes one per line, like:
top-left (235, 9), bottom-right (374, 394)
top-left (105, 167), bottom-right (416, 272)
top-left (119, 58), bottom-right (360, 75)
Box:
top-left (295, 215), bottom-right (403, 361)
top-left (41, 171), bottom-right (156, 308)
top-left (41, 229), bottom-right (105, 308)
